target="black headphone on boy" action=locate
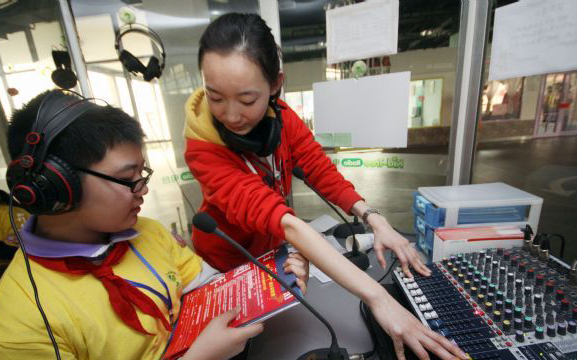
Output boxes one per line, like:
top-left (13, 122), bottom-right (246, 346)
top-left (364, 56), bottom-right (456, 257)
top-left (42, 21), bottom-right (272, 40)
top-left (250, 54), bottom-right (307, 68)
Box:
top-left (214, 98), bottom-right (283, 157)
top-left (114, 23), bottom-right (166, 82)
top-left (51, 49), bottom-right (78, 90)
top-left (6, 91), bottom-right (97, 215)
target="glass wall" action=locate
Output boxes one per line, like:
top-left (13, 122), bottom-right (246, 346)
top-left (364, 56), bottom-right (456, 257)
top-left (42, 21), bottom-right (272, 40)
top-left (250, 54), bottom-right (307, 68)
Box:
top-left (67, 0), bottom-right (260, 234)
top-left (472, 3), bottom-right (577, 262)
top-left (280, 0), bottom-right (461, 232)
top-left (0, 0), bottom-right (70, 190)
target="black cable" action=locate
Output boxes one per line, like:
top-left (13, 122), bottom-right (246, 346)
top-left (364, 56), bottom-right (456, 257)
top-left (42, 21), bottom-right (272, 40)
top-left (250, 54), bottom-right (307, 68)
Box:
top-left (377, 258), bottom-right (398, 284)
top-left (393, 227), bottom-right (415, 238)
top-left (358, 300), bottom-right (376, 359)
top-left (8, 189), bottom-right (61, 360)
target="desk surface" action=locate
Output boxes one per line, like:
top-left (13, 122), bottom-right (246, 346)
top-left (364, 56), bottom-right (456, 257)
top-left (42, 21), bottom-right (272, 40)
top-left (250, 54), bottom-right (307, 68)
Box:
top-left (248, 246), bottom-right (395, 359)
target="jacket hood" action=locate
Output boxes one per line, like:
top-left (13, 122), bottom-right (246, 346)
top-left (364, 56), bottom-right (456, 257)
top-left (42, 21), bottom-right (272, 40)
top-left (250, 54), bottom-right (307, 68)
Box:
top-left (184, 88), bottom-right (278, 146)
top-left (184, 88), bottom-right (225, 145)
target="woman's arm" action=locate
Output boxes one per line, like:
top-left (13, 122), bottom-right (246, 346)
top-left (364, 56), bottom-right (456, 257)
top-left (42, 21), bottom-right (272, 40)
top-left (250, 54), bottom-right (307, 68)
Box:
top-left (350, 200), bottom-right (431, 278)
top-left (281, 213), bottom-right (467, 360)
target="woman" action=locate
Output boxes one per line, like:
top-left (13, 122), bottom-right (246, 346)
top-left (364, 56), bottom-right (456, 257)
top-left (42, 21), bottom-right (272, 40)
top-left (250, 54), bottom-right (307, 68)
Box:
top-left (184, 13), bottom-right (466, 360)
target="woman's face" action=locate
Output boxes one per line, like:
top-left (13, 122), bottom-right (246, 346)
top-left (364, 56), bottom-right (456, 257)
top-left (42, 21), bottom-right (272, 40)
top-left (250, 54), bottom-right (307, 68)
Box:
top-left (201, 51), bottom-right (281, 135)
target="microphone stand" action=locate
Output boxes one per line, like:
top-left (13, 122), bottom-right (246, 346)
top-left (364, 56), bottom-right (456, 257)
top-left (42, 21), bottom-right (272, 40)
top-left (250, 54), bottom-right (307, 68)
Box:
top-left (193, 213), bottom-right (349, 360)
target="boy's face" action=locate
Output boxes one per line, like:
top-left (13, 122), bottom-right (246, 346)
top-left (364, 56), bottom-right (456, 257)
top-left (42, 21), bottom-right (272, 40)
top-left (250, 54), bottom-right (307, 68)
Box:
top-left (74, 142), bottom-right (148, 233)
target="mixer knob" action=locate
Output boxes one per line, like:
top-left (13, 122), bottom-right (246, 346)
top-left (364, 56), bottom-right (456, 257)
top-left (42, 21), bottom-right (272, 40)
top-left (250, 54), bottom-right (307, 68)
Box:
top-left (505, 309), bottom-right (513, 320)
top-left (464, 280), bottom-right (471, 289)
top-left (511, 256), bottom-right (518, 267)
top-left (503, 319), bottom-right (512, 333)
top-left (524, 316), bottom-right (533, 330)
top-left (473, 278), bottom-right (481, 288)
top-left (477, 294), bottom-right (486, 303)
top-left (535, 274), bottom-right (545, 287)
top-left (524, 286), bottom-right (532, 297)
top-left (515, 330), bottom-right (525, 342)
top-left (485, 302), bottom-right (493, 313)
top-left (514, 318), bottom-right (523, 330)
top-left (496, 291), bottom-right (504, 301)
top-left (505, 299), bottom-right (514, 310)
top-left (466, 272), bottom-right (473, 280)
top-left (457, 273), bottom-right (465, 283)
top-left (545, 281), bottom-right (555, 294)
top-left (527, 268), bottom-right (535, 280)
top-left (503, 251), bottom-right (511, 261)
top-left (561, 299), bottom-right (570, 312)
top-left (535, 326), bottom-right (545, 339)
top-left (547, 324), bottom-right (556, 337)
top-left (515, 279), bottom-right (523, 290)
top-left (514, 307), bottom-right (523, 319)
top-left (481, 277), bottom-right (489, 286)
top-left (487, 292), bottom-right (495, 302)
top-left (515, 297), bottom-right (524, 309)
top-left (568, 321), bottom-right (576, 334)
top-left (534, 294), bottom-right (543, 306)
top-left (493, 310), bottom-right (502, 322)
top-left (519, 262), bottom-right (526, 274)
top-left (558, 323), bottom-right (567, 336)
top-left (495, 300), bottom-right (504, 311)
top-left (497, 248), bottom-right (504, 257)
top-left (536, 314), bottom-right (545, 327)
top-left (480, 285), bottom-right (488, 295)
top-left (442, 258), bottom-right (449, 265)
top-left (452, 267), bottom-right (459, 276)
top-left (470, 286), bottom-right (478, 295)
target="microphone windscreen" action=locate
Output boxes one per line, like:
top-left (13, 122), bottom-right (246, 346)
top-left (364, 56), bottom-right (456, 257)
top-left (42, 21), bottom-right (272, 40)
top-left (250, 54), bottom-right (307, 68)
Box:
top-left (292, 166), bottom-right (305, 180)
top-left (193, 212), bottom-right (218, 233)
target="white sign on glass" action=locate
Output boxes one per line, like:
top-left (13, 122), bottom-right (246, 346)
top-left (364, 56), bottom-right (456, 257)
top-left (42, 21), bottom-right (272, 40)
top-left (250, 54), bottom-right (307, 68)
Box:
top-left (489, 0), bottom-right (577, 81)
top-left (326, 0), bottom-right (399, 65)
top-left (313, 71), bottom-right (410, 148)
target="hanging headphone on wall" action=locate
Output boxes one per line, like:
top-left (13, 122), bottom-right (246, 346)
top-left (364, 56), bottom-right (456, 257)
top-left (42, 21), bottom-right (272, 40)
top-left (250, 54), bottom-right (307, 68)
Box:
top-left (51, 49), bottom-right (78, 90)
top-left (6, 91), bottom-right (98, 215)
top-left (114, 23), bottom-right (166, 82)
top-left (214, 98), bottom-right (283, 157)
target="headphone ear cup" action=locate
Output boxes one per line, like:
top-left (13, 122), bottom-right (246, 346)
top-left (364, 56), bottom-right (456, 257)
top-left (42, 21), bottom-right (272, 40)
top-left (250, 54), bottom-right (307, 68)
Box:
top-left (51, 69), bottom-right (78, 90)
top-left (8, 155), bottom-right (82, 215)
top-left (144, 56), bottom-right (161, 82)
top-left (261, 116), bottom-right (281, 157)
top-left (119, 50), bottom-right (146, 75)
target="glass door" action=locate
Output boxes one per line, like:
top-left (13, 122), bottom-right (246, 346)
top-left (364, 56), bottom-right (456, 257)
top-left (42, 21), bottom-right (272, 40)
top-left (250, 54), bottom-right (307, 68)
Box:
top-left (534, 72), bottom-right (577, 137)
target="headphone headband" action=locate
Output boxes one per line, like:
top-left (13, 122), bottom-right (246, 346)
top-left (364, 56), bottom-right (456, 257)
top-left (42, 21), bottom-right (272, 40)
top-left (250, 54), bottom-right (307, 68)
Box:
top-left (114, 24), bottom-right (166, 70)
top-left (23, 92), bottom-right (96, 172)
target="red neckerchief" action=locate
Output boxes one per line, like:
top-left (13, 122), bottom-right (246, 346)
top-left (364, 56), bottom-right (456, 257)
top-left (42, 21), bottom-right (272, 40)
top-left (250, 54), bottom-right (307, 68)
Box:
top-left (30, 241), bottom-right (171, 335)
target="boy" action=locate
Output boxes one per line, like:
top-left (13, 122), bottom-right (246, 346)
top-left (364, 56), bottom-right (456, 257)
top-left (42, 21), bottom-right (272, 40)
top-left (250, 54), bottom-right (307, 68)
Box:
top-left (0, 90), bottom-right (307, 360)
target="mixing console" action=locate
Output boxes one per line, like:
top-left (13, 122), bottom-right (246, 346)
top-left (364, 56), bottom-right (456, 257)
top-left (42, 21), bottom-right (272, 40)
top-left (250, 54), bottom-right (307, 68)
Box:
top-left (393, 246), bottom-right (577, 359)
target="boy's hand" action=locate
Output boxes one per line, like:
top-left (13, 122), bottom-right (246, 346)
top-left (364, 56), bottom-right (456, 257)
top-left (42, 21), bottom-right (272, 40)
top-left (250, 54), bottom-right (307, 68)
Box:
top-left (183, 308), bottom-right (263, 360)
top-left (283, 252), bottom-right (309, 295)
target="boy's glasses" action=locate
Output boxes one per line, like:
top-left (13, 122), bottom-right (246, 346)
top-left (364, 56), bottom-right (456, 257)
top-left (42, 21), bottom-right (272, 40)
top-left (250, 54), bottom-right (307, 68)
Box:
top-left (74, 166), bottom-right (153, 193)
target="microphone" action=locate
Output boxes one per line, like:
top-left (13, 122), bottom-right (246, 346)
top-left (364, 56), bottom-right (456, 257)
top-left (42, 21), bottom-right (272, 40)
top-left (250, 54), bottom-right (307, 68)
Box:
top-left (292, 167), bottom-right (369, 271)
top-left (193, 212), bottom-right (350, 360)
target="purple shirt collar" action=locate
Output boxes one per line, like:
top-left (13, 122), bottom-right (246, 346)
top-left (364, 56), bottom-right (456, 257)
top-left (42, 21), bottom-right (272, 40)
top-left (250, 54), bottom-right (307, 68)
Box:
top-left (20, 216), bottom-right (139, 258)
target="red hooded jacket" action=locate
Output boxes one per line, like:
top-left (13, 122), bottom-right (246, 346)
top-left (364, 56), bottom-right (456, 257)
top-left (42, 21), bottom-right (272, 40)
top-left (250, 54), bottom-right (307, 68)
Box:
top-left (184, 89), bottom-right (363, 271)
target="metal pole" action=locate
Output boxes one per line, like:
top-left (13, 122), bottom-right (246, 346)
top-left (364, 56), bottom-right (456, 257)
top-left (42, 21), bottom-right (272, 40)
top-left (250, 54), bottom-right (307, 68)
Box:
top-left (58, 0), bottom-right (93, 97)
top-left (446, 0), bottom-right (492, 185)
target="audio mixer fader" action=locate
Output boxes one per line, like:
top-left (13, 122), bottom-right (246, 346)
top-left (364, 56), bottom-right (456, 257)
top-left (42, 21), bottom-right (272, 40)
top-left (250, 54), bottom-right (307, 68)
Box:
top-left (393, 247), bottom-right (577, 359)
